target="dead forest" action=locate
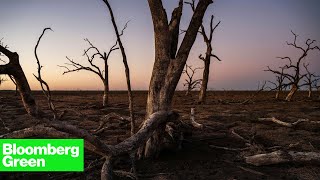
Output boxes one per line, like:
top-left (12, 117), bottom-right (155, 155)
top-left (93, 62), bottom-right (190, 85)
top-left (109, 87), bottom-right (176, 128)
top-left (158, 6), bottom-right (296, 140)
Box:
top-left (1, 0), bottom-right (320, 179)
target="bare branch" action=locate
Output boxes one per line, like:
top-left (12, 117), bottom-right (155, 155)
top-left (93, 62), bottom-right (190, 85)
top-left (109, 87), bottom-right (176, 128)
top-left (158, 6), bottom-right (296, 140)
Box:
top-left (33, 27), bottom-right (57, 120)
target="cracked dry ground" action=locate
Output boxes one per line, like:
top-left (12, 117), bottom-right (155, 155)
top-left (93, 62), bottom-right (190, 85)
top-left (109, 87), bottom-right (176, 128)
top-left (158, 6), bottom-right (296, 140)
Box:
top-left (0, 91), bottom-right (320, 180)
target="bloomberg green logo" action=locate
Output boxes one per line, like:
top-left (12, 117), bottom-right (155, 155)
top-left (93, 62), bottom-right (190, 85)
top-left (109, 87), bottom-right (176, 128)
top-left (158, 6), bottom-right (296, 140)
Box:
top-left (0, 139), bottom-right (84, 171)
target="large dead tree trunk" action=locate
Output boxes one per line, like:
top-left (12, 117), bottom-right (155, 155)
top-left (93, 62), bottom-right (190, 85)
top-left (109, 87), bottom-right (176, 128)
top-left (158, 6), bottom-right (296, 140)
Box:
top-left (0, 45), bottom-right (39, 116)
top-left (138, 0), bottom-right (213, 158)
top-left (285, 84), bottom-right (298, 101)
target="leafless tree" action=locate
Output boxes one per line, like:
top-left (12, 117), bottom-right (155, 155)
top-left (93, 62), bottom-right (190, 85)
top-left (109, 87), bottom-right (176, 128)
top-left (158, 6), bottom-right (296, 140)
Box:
top-left (136, 0), bottom-right (213, 158)
top-left (33, 28), bottom-right (57, 119)
top-left (59, 37), bottom-right (119, 108)
top-left (266, 31), bottom-right (320, 101)
top-left (0, 39), bottom-right (39, 116)
top-left (102, 0), bottom-right (135, 136)
top-left (301, 63), bottom-right (320, 98)
top-left (183, 64), bottom-right (202, 96)
top-left (185, 0), bottom-right (221, 104)
top-left (266, 66), bottom-right (287, 99)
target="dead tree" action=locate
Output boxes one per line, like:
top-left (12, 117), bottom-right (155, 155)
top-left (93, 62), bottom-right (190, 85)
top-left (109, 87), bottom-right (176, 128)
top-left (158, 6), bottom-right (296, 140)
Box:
top-left (102, 0), bottom-right (135, 136)
top-left (0, 39), bottom-right (39, 116)
top-left (33, 28), bottom-right (57, 120)
top-left (59, 37), bottom-right (119, 108)
top-left (266, 31), bottom-right (320, 101)
top-left (137, 0), bottom-right (213, 158)
top-left (183, 64), bottom-right (202, 96)
top-left (301, 63), bottom-right (319, 98)
top-left (266, 66), bottom-right (287, 99)
top-left (185, 0), bottom-right (221, 104)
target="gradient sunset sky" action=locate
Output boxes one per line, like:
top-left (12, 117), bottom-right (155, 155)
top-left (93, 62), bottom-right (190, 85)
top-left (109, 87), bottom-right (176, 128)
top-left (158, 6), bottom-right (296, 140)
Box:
top-left (0, 0), bottom-right (320, 91)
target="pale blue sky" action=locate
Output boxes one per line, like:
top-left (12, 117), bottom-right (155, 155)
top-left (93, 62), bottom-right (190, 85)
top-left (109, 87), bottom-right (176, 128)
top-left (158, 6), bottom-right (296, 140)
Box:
top-left (0, 0), bottom-right (319, 90)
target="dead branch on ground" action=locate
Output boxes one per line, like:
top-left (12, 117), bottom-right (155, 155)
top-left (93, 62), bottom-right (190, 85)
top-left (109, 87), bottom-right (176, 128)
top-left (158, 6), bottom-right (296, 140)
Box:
top-left (245, 150), bottom-right (320, 166)
top-left (190, 108), bottom-right (203, 129)
top-left (258, 117), bottom-right (320, 128)
top-left (91, 112), bottom-right (131, 135)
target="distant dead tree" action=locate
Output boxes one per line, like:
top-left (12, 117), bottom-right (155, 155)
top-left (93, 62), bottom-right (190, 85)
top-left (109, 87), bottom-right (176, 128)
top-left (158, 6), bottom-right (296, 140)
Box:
top-left (185, 0), bottom-right (221, 104)
top-left (266, 31), bottom-right (320, 101)
top-left (267, 66), bottom-right (287, 99)
top-left (183, 64), bottom-right (202, 96)
top-left (0, 38), bottom-right (39, 116)
top-left (137, 0), bottom-right (213, 158)
top-left (301, 63), bottom-right (320, 98)
top-left (102, 0), bottom-right (135, 136)
top-left (59, 37), bottom-right (120, 108)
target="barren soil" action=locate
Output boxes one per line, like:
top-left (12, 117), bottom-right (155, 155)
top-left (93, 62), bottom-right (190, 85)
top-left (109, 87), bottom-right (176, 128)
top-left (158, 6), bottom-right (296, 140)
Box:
top-left (0, 91), bottom-right (320, 180)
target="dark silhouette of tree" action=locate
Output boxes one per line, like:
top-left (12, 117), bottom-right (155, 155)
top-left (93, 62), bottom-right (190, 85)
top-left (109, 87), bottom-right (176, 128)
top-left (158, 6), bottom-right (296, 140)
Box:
top-left (102, 0), bottom-right (135, 136)
top-left (185, 0), bottom-right (221, 104)
top-left (266, 65), bottom-right (287, 99)
top-left (0, 39), bottom-right (39, 116)
top-left (266, 31), bottom-right (319, 101)
top-left (59, 37), bottom-right (119, 108)
top-left (301, 63), bottom-right (320, 98)
top-left (136, 0), bottom-right (213, 158)
top-left (33, 28), bottom-right (57, 119)
top-left (183, 64), bottom-right (202, 96)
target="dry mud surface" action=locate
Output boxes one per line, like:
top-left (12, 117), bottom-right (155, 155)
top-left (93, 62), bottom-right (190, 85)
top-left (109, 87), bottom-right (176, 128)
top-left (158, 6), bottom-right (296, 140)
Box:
top-left (0, 91), bottom-right (320, 180)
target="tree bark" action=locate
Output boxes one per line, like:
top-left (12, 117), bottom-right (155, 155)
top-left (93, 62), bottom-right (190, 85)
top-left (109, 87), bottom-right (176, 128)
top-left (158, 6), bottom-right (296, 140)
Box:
top-left (308, 85), bottom-right (312, 98)
top-left (285, 84), bottom-right (298, 101)
top-left (103, 63), bottom-right (109, 107)
top-left (102, 0), bottom-right (135, 135)
top-left (199, 54), bottom-right (210, 103)
top-left (0, 45), bottom-right (39, 116)
top-left (140, 0), bottom-right (213, 158)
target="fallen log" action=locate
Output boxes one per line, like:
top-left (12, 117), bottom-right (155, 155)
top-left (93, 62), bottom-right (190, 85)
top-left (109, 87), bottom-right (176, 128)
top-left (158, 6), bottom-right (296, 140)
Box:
top-left (258, 117), bottom-right (320, 127)
top-left (245, 150), bottom-right (320, 166)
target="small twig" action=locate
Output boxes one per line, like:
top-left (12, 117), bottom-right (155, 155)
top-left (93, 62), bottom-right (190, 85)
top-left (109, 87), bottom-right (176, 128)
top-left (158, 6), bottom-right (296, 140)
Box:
top-left (209, 145), bottom-right (251, 151)
top-left (237, 165), bottom-right (266, 176)
top-left (0, 117), bottom-right (10, 131)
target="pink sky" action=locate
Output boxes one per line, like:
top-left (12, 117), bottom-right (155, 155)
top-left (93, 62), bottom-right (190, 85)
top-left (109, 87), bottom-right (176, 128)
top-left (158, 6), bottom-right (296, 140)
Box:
top-left (0, 0), bottom-right (319, 91)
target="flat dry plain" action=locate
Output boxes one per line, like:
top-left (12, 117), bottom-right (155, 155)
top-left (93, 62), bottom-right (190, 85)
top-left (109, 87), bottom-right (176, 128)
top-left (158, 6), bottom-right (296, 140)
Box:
top-left (0, 91), bottom-right (319, 179)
